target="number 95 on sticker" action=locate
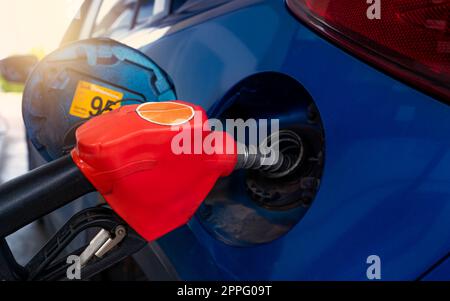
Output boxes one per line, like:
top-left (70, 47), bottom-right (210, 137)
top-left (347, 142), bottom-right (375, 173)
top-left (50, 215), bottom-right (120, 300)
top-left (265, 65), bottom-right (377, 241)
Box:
top-left (69, 81), bottom-right (123, 119)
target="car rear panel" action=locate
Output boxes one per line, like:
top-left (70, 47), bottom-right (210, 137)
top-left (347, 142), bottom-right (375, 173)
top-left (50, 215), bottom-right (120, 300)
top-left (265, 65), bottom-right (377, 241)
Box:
top-left (130, 0), bottom-right (450, 280)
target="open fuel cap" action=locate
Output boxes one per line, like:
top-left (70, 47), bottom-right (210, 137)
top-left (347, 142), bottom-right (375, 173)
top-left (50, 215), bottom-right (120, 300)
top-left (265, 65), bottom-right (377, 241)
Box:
top-left (22, 38), bottom-right (176, 161)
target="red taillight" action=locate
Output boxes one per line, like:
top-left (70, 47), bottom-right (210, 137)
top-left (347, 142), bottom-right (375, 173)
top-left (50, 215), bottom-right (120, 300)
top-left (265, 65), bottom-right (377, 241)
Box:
top-left (287, 0), bottom-right (450, 102)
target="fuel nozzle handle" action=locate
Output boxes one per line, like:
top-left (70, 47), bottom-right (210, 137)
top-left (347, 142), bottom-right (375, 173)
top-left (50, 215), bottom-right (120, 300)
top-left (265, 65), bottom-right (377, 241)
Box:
top-left (0, 155), bottom-right (94, 238)
top-left (0, 100), bottom-right (303, 244)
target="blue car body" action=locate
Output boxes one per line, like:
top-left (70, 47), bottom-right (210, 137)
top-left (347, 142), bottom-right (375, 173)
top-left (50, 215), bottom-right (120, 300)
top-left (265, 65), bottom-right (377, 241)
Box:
top-left (38, 0), bottom-right (450, 280)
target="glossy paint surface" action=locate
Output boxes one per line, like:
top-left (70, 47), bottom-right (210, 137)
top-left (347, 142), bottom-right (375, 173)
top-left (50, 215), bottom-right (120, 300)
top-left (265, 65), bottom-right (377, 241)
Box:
top-left (122, 0), bottom-right (450, 280)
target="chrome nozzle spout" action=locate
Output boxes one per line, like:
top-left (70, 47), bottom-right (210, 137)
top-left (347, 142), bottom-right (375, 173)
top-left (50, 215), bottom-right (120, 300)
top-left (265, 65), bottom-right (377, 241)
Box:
top-left (235, 130), bottom-right (304, 179)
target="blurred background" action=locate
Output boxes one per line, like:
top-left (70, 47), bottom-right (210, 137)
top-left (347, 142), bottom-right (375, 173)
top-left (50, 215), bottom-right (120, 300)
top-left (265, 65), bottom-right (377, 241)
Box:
top-left (0, 0), bottom-right (82, 59)
top-left (0, 0), bottom-right (82, 180)
top-left (0, 0), bottom-right (83, 264)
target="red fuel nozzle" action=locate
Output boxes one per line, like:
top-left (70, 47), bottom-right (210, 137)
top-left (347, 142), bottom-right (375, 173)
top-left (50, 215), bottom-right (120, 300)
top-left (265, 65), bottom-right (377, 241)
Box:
top-left (71, 101), bottom-right (237, 241)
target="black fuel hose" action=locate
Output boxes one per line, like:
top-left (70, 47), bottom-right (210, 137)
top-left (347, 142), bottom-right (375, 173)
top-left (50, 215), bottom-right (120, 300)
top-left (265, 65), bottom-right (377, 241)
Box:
top-left (0, 155), bottom-right (94, 238)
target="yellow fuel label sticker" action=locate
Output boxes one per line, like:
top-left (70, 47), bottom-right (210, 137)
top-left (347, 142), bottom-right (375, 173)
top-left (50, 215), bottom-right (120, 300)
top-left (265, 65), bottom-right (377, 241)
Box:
top-left (69, 81), bottom-right (123, 119)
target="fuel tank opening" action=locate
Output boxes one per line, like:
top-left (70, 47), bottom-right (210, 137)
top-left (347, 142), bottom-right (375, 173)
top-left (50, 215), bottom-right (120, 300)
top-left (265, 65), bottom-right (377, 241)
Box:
top-left (245, 126), bottom-right (322, 210)
top-left (196, 72), bottom-right (325, 246)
